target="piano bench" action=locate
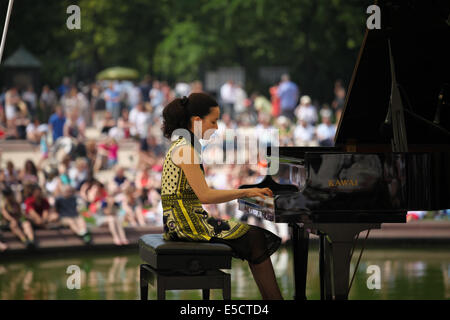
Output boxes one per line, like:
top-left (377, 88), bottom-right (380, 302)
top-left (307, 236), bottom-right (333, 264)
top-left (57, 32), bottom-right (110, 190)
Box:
top-left (138, 234), bottom-right (233, 300)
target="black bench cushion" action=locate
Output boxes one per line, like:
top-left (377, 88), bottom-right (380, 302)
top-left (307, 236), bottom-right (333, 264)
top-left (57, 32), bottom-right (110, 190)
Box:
top-left (139, 234), bottom-right (233, 272)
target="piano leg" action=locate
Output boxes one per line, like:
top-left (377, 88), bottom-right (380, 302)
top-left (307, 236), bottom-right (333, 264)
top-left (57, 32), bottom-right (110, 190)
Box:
top-left (319, 233), bottom-right (325, 299)
top-left (289, 222), bottom-right (309, 300)
top-left (308, 223), bottom-right (381, 300)
top-left (319, 233), bottom-right (333, 300)
top-left (329, 240), bottom-right (353, 300)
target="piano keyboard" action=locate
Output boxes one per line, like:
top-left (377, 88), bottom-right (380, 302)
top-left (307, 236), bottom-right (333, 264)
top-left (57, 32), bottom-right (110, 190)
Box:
top-left (238, 196), bottom-right (275, 221)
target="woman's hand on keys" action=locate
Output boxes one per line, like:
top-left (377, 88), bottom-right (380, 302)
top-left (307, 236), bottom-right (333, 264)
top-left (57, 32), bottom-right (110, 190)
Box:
top-left (243, 187), bottom-right (273, 200)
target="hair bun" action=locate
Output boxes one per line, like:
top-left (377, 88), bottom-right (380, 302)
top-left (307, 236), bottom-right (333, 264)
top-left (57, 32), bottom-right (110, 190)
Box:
top-left (180, 96), bottom-right (189, 106)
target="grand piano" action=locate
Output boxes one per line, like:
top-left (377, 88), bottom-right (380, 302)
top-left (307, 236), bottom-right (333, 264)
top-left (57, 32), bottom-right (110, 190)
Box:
top-left (238, 1), bottom-right (450, 300)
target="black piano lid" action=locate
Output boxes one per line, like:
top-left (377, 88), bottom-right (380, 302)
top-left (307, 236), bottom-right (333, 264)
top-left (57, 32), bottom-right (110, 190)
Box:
top-left (334, 0), bottom-right (450, 146)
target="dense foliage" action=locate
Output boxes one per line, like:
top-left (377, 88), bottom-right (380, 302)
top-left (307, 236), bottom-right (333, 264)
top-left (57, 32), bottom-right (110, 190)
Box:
top-left (1, 0), bottom-right (372, 102)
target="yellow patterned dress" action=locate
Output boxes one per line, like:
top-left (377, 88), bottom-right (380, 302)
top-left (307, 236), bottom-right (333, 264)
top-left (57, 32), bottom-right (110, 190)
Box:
top-left (161, 134), bottom-right (250, 241)
top-left (160, 131), bottom-right (281, 264)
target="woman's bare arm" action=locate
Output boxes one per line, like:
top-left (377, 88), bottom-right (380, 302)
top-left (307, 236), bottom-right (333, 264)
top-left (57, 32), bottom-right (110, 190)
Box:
top-left (173, 145), bottom-right (272, 204)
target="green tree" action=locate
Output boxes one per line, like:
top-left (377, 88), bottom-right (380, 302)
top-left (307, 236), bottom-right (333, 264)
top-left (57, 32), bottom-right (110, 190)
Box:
top-left (152, 0), bottom-right (371, 103)
top-left (1, 0), bottom-right (371, 104)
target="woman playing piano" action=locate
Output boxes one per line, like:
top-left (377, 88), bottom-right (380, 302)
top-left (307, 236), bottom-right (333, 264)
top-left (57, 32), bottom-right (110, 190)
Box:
top-left (161, 93), bottom-right (283, 300)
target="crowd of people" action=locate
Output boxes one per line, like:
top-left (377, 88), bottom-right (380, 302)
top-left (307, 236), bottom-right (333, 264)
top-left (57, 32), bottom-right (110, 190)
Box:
top-left (0, 73), bottom-right (374, 252)
top-left (218, 75), bottom-right (344, 148)
top-left (1, 73), bottom-right (448, 253)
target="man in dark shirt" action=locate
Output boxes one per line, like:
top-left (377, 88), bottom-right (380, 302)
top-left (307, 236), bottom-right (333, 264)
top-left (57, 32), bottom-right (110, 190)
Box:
top-left (55, 185), bottom-right (91, 243)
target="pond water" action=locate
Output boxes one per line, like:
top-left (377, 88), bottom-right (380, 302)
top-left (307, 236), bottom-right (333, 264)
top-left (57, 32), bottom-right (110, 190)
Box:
top-left (0, 246), bottom-right (448, 300)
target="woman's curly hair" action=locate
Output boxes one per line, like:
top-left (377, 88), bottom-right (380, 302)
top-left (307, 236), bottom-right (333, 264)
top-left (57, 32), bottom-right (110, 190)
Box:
top-left (162, 93), bottom-right (218, 139)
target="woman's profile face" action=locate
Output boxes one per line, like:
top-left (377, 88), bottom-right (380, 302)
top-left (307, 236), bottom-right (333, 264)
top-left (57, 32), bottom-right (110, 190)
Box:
top-left (193, 106), bottom-right (220, 140)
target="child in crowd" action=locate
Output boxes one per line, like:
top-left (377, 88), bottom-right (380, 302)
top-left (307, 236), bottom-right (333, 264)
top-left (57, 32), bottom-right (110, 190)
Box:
top-left (57, 155), bottom-right (72, 188)
top-left (98, 137), bottom-right (119, 170)
top-left (36, 125), bottom-right (50, 170)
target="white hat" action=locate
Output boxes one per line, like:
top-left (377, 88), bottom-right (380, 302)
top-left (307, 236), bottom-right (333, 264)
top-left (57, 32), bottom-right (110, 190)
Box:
top-left (300, 95), bottom-right (311, 105)
top-left (277, 116), bottom-right (290, 125)
top-left (320, 108), bottom-right (332, 119)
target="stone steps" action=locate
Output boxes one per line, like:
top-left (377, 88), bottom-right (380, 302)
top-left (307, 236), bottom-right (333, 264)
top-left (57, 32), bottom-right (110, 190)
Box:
top-left (1, 225), bottom-right (163, 255)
